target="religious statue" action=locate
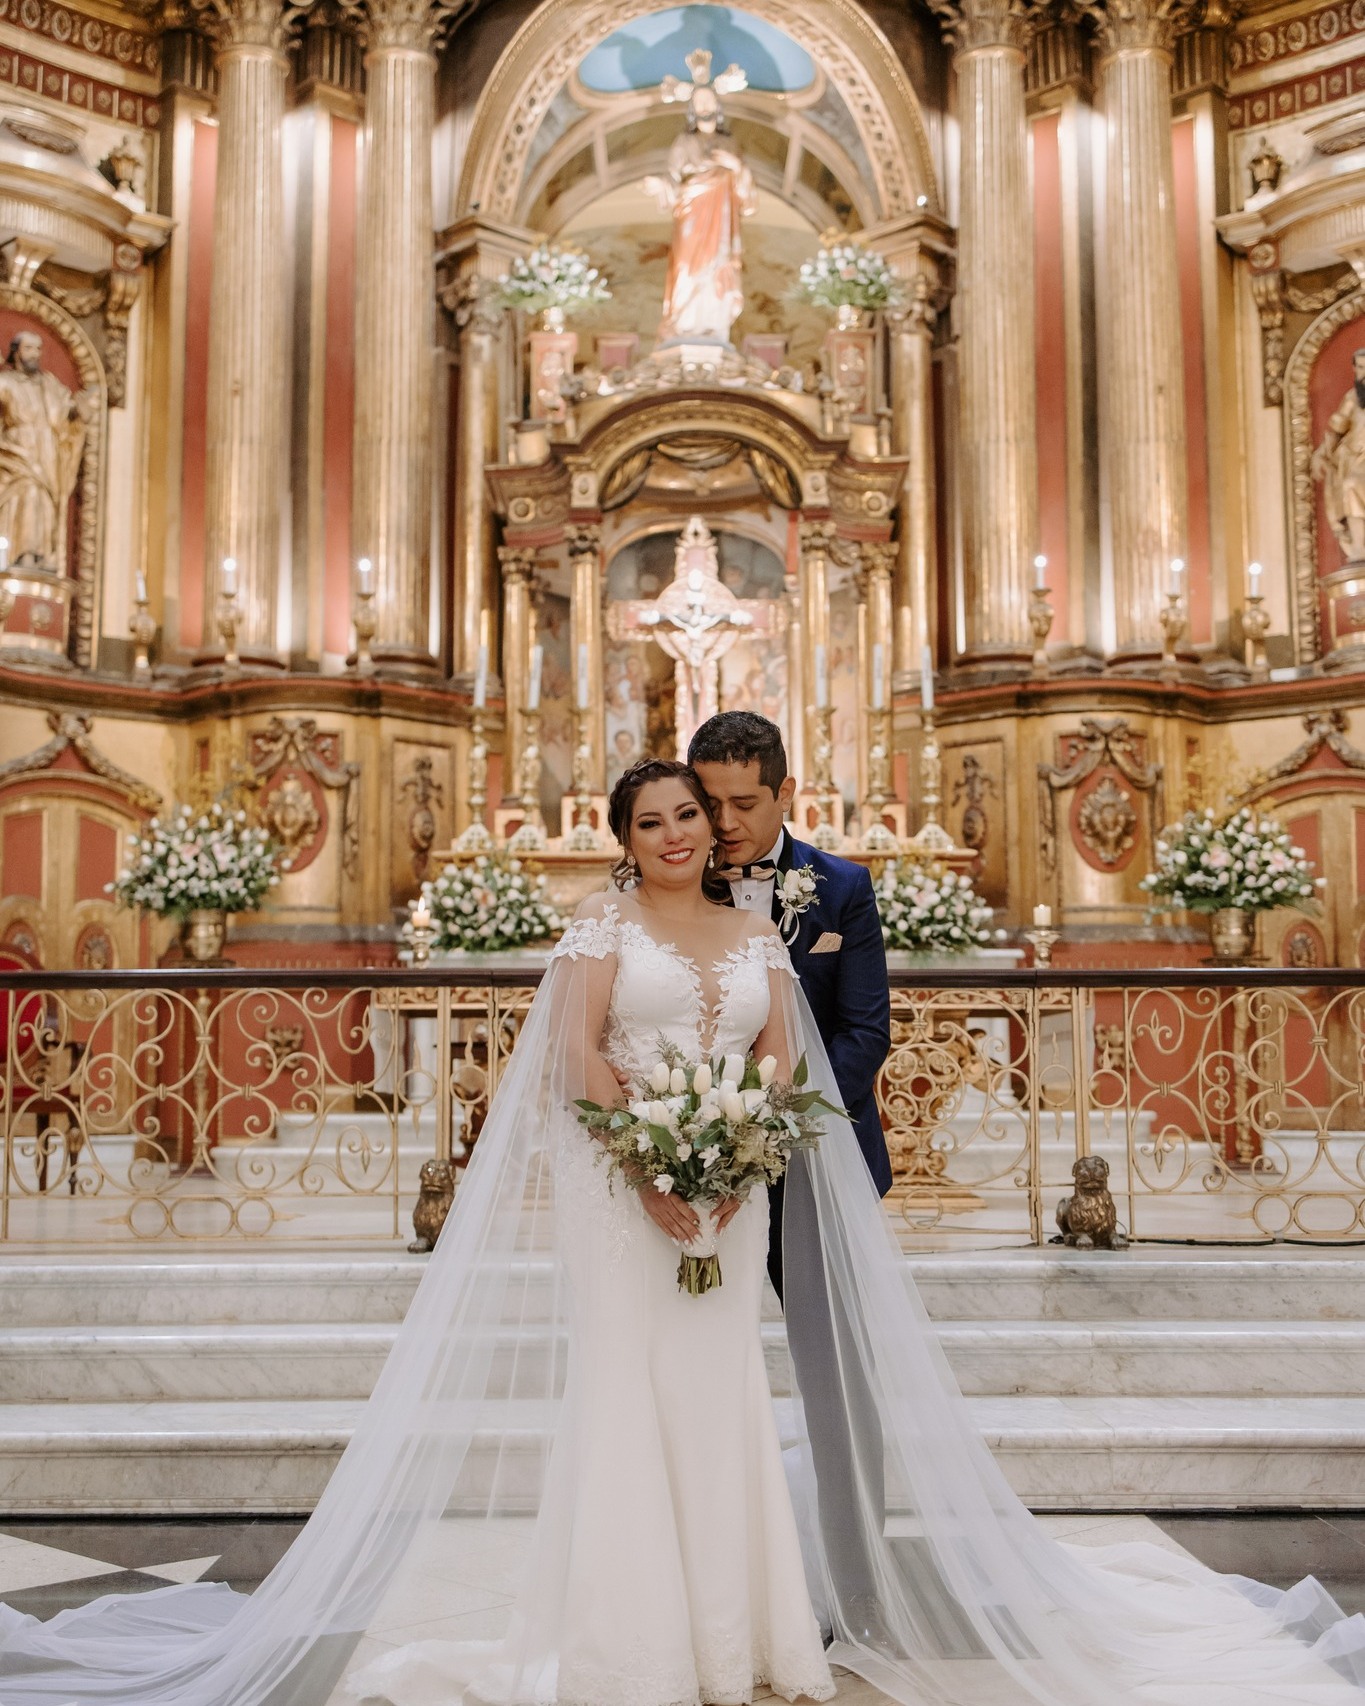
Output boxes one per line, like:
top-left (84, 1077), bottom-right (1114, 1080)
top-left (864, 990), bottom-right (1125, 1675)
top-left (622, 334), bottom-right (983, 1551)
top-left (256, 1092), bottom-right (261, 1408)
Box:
top-left (0, 330), bottom-right (95, 570)
top-left (644, 49), bottom-right (756, 346)
top-left (1312, 347), bottom-right (1365, 562)
top-left (607, 515), bottom-right (784, 757)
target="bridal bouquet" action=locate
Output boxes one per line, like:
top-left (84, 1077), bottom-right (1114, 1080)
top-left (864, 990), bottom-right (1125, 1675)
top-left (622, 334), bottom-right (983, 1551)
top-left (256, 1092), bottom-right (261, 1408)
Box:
top-left (575, 1045), bottom-right (841, 1295)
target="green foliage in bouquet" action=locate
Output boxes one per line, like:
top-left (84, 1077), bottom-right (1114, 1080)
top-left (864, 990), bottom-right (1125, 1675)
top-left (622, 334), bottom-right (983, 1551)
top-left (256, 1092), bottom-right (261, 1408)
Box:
top-left (110, 801), bottom-right (281, 917)
top-left (1140, 807), bottom-right (1322, 915)
top-left (492, 244), bottom-right (611, 316)
top-left (415, 855), bottom-right (565, 952)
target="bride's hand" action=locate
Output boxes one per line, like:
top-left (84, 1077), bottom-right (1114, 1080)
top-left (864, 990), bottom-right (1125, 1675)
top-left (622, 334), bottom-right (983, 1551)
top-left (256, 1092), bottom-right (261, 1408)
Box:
top-left (638, 1183), bottom-right (701, 1244)
top-left (713, 1196), bottom-right (744, 1233)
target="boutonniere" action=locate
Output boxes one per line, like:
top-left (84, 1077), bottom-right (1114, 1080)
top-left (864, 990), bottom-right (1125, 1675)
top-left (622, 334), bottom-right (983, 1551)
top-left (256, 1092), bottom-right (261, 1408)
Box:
top-left (776, 864), bottom-right (821, 941)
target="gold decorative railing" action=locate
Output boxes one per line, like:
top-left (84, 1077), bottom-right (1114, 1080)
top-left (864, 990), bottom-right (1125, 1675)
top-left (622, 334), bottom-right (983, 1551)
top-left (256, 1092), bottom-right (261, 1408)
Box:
top-left (3, 967), bottom-right (1365, 1247)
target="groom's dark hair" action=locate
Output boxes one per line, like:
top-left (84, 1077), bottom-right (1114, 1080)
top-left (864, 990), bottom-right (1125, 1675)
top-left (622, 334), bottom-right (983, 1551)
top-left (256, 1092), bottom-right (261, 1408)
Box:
top-left (688, 712), bottom-right (788, 795)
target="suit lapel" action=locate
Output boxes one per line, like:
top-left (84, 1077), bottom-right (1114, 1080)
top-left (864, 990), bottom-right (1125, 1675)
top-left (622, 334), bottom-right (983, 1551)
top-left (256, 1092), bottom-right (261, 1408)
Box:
top-left (771, 830), bottom-right (796, 929)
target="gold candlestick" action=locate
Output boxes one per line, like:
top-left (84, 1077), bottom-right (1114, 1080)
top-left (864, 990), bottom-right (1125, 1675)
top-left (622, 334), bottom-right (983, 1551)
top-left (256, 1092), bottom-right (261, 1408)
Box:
top-left (1025, 925), bottom-right (1060, 967)
top-left (908, 702), bottom-right (954, 854)
top-left (455, 706), bottom-right (495, 853)
top-left (564, 704), bottom-right (602, 851)
top-left (509, 703), bottom-right (547, 853)
top-left (217, 586), bottom-right (240, 671)
top-left (1159, 589), bottom-right (1186, 680)
top-left (1243, 591), bottom-right (1271, 682)
top-left (1029, 585), bottom-right (1055, 674)
top-left (406, 910), bottom-right (435, 966)
top-left (129, 590), bottom-right (156, 678)
top-left (860, 704), bottom-right (899, 853)
top-left (352, 584), bottom-right (377, 676)
top-left (0, 572), bottom-right (16, 635)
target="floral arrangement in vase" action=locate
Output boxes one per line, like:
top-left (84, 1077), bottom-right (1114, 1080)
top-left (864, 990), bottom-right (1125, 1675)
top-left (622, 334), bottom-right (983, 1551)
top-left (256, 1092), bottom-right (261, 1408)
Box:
top-left (873, 859), bottom-right (996, 955)
top-left (793, 237), bottom-right (903, 325)
top-left (1140, 807), bottom-right (1321, 915)
top-left (492, 244), bottom-right (612, 330)
top-left (110, 801), bottom-right (281, 961)
top-left (408, 855), bottom-right (566, 954)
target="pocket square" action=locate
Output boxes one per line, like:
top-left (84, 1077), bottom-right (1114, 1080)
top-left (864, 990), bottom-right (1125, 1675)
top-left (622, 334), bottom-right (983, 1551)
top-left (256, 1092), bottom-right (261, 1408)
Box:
top-left (810, 932), bottom-right (842, 954)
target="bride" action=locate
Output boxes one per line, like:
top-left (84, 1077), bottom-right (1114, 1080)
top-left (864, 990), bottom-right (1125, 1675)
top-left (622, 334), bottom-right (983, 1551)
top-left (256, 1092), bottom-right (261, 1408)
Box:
top-left (3, 757), bottom-right (1365, 1706)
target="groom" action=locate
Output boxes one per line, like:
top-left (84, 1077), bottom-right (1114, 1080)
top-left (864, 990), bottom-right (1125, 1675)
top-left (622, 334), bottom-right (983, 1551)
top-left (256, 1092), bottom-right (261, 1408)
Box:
top-left (689, 711), bottom-right (892, 1642)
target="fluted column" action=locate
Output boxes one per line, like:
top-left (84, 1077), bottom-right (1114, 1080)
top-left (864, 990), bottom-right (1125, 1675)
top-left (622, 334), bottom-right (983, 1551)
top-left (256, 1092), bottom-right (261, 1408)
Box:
top-left (887, 275), bottom-right (939, 678)
top-left (930, 0), bottom-right (1040, 666)
top-left (447, 283), bottom-right (502, 686)
top-left (351, 0), bottom-right (450, 672)
top-left (1084, 0), bottom-right (1192, 658)
top-left (195, 0), bottom-right (298, 664)
top-left (567, 523), bottom-right (605, 790)
top-left (498, 544), bottom-right (539, 799)
top-left (798, 520), bottom-right (835, 791)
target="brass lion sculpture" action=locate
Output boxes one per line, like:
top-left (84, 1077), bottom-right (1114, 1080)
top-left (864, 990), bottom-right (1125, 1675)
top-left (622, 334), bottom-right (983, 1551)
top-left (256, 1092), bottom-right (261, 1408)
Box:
top-left (409, 1157), bottom-right (456, 1253)
top-left (1055, 1155), bottom-right (1128, 1250)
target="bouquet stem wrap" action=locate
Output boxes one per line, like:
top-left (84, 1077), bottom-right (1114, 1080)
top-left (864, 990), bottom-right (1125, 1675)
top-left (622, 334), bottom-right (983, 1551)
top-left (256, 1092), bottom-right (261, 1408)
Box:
top-left (678, 1198), bottom-right (723, 1296)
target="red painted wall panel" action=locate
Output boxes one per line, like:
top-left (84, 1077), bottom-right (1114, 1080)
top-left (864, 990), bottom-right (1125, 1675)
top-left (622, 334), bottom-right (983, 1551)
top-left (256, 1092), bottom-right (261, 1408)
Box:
top-left (2, 811), bottom-right (43, 900)
top-left (76, 814), bottom-right (117, 903)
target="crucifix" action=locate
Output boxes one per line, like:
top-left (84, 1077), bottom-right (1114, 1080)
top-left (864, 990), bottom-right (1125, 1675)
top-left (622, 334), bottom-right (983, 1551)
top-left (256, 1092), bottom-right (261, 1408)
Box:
top-left (606, 516), bottom-right (785, 758)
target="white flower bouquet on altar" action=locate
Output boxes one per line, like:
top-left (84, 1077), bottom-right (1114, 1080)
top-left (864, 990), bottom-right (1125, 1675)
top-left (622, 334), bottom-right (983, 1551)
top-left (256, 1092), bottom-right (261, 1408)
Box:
top-left (410, 855), bottom-right (566, 953)
top-left (109, 801), bottom-right (281, 917)
top-left (1140, 807), bottom-right (1322, 914)
top-left (492, 243), bottom-right (612, 319)
top-left (793, 237), bottom-right (903, 315)
top-left (874, 858), bottom-right (996, 954)
top-left (575, 1045), bottom-right (842, 1295)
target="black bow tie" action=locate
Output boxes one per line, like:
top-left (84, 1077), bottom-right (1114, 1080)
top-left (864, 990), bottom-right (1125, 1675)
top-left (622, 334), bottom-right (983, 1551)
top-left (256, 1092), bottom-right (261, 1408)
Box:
top-left (718, 861), bottom-right (778, 883)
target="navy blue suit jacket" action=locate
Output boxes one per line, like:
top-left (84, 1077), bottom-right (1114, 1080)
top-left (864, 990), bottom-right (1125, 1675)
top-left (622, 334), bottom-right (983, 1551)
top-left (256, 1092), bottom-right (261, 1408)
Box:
top-left (765, 834), bottom-right (893, 1197)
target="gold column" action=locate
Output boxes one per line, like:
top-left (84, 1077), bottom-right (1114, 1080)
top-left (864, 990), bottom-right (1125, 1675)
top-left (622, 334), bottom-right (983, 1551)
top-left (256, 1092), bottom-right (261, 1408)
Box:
top-left (498, 543), bottom-right (539, 799)
top-left (196, 0), bottom-right (297, 665)
top-left (567, 522), bottom-right (605, 790)
top-left (857, 540), bottom-right (899, 850)
top-left (447, 284), bottom-right (502, 688)
top-left (887, 282), bottom-right (938, 679)
top-left (352, 0), bottom-right (447, 673)
top-left (1085, 0), bottom-right (1192, 660)
top-left (798, 519), bottom-right (835, 790)
top-left (931, 0), bottom-right (1040, 668)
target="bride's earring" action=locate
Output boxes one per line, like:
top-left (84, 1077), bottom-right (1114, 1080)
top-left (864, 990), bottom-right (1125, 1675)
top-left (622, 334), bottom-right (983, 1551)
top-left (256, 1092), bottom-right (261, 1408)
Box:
top-left (625, 852), bottom-right (638, 877)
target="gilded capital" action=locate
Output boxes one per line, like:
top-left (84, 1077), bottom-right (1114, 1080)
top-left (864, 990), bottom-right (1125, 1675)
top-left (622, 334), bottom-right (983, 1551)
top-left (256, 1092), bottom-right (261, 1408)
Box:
top-left (337, 0), bottom-right (461, 53)
top-left (439, 275), bottom-right (503, 339)
top-left (497, 543), bottom-right (540, 585)
top-left (1078, 0), bottom-right (1195, 58)
top-left (798, 519), bottom-right (837, 554)
top-left (191, 0), bottom-right (307, 52)
top-left (887, 271), bottom-right (939, 337)
top-left (928, 0), bottom-right (1041, 56)
top-left (565, 522), bottom-right (601, 558)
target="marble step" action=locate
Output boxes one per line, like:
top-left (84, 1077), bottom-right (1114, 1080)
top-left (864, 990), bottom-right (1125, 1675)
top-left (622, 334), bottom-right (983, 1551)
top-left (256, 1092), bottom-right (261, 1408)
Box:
top-left (5, 1247), bottom-right (1365, 1328)
top-left (5, 1318), bottom-right (1363, 1402)
top-left (2, 1395), bottom-right (1363, 1515)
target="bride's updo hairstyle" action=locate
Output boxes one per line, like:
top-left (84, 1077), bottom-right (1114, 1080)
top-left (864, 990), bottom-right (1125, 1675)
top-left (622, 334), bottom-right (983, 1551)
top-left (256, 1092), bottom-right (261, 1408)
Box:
top-left (608, 758), bottom-right (728, 899)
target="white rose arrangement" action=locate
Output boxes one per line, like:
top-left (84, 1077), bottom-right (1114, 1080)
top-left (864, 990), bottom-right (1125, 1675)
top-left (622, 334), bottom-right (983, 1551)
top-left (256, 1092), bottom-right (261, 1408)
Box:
top-left (793, 238), bottom-right (904, 314)
top-left (492, 244), bottom-right (612, 317)
top-left (411, 855), bottom-right (565, 953)
top-left (1140, 807), bottom-right (1322, 915)
top-left (874, 858), bottom-right (996, 954)
top-left (109, 801), bottom-right (281, 917)
top-left (575, 1043), bottom-right (840, 1294)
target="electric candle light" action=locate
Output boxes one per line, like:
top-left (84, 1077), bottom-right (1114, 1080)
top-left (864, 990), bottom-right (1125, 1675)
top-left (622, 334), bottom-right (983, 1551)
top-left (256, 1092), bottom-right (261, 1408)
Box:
top-left (135, 572), bottom-right (148, 604)
top-left (1169, 557), bottom-right (1184, 594)
top-left (528, 643), bottom-right (543, 711)
top-left (576, 642), bottom-right (589, 710)
top-left (221, 558), bottom-right (238, 598)
top-left (814, 643), bottom-right (829, 709)
top-left (357, 557), bottom-right (373, 596)
top-left (1248, 560), bottom-right (1262, 593)
top-left (411, 899), bottom-right (432, 931)
top-left (473, 644), bottom-right (488, 710)
top-left (920, 644), bottom-right (934, 711)
top-left (871, 642), bottom-right (885, 711)
top-left (0, 536), bottom-right (9, 573)
top-left (1033, 903), bottom-right (1052, 928)
top-left (1033, 554), bottom-right (1048, 589)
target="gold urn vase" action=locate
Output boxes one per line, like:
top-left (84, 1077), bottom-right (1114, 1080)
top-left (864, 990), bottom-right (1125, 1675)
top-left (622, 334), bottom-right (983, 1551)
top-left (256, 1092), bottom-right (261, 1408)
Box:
top-left (1208, 908), bottom-right (1255, 962)
top-left (180, 908), bottom-right (227, 963)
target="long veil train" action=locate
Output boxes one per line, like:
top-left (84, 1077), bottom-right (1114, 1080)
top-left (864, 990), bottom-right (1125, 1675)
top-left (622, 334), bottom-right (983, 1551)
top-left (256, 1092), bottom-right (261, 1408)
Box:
top-left (2, 949), bottom-right (1365, 1706)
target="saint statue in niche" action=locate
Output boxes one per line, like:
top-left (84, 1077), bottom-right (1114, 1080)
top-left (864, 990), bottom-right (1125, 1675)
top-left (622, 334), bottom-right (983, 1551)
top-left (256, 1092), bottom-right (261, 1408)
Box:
top-left (1312, 346), bottom-right (1365, 563)
top-left (0, 330), bottom-right (95, 570)
top-left (644, 49), bottom-right (755, 346)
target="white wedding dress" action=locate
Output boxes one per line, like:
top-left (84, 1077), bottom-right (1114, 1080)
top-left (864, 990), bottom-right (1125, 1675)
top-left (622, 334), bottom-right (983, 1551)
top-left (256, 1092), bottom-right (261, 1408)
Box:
top-left (6, 891), bottom-right (1365, 1706)
top-left (350, 902), bottom-right (835, 1706)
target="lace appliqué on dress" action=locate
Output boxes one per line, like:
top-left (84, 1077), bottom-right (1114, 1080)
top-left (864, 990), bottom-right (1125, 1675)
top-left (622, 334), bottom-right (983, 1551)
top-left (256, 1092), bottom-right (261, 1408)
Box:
top-left (549, 905), bottom-right (621, 963)
top-left (740, 931), bottom-right (799, 978)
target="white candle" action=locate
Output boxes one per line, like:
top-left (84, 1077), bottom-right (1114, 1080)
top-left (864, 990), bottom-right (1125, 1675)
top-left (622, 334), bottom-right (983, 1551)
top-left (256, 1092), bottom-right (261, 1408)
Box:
top-left (0, 536), bottom-right (9, 573)
top-left (473, 643), bottom-right (488, 710)
top-left (528, 643), bottom-right (543, 711)
top-left (871, 642), bottom-right (885, 711)
top-left (1169, 557), bottom-right (1184, 595)
top-left (576, 642), bottom-right (589, 711)
top-left (411, 899), bottom-right (432, 931)
top-left (920, 644), bottom-right (934, 711)
top-left (135, 572), bottom-right (148, 605)
top-left (357, 556), bottom-right (373, 596)
top-left (814, 643), bottom-right (829, 709)
top-left (1032, 903), bottom-right (1052, 928)
top-left (1248, 560), bottom-right (1262, 595)
top-left (221, 557), bottom-right (238, 598)
top-left (1033, 554), bottom-right (1048, 589)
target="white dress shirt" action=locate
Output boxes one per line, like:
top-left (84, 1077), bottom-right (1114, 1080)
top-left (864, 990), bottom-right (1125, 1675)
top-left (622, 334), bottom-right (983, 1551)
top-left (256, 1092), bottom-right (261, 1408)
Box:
top-left (728, 828), bottom-right (787, 916)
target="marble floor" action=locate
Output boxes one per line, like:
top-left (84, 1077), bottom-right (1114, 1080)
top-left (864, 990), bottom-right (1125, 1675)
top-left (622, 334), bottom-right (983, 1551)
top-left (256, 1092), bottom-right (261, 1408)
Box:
top-left (0, 1511), bottom-right (1360, 1704)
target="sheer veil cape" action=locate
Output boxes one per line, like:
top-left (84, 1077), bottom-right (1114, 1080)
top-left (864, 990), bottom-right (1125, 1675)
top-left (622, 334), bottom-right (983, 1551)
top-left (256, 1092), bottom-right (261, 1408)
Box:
top-left (3, 918), bottom-right (1365, 1706)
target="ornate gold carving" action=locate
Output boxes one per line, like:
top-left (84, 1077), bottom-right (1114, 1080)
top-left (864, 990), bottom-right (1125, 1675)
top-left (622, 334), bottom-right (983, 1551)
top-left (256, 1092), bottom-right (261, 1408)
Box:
top-left (336, 0), bottom-right (470, 51)
top-left (1244, 709), bottom-right (1365, 794)
top-left (1286, 289), bottom-right (1365, 664)
top-left (928, 0), bottom-right (1041, 55)
top-left (438, 273), bottom-right (502, 338)
top-left (0, 711), bottom-right (160, 810)
top-left (400, 754), bottom-right (443, 880)
top-left (190, 0), bottom-right (310, 52)
top-left (1076, 774), bottom-right (1138, 866)
top-left (246, 717), bottom-right (359, 876)
top-left (1250, 271), bottom-right (1286, 407)
top-left (1037, 718), bottom-right (1164, 877)
top-left (1094, 1022), bottom-right (1129, 1077)
top-left (1249, 136), bottom-right (1285, 193)
top-left (951, 753), bottom-right (998, 852)
top-left (260, 774), bottom-right (322, 867)
top-left (1076, 0), bottom-right (1196, 58)
top-left (266, 1023), bottom-right (303, 1065)
top-left (102, 267), bottom-right (140, 410)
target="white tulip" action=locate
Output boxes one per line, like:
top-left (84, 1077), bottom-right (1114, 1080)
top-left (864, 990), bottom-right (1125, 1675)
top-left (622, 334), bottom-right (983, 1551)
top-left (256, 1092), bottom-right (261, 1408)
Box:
top-left (722, 1052), bottom-right (745, 1087)
top-left (741, 1088), bottom-right (767, 1116)
top-left (693, 1063), bottom-right (713, 1095)
top-left (629, 1101), bottom-right (649, 1121)
top-left (648, 1061), bottom-right (672, 1093)
top-left (670, 1067), bottom-right (687, 1096)
top-left (652, 1175), bottom-right (674, 1195)
top-left (676, 1142), bottom-right (692, 1162)
top-left (721, 1092), bottom-right (746, 1123)
top-left (757, 1054), bottom-right (778, 1087)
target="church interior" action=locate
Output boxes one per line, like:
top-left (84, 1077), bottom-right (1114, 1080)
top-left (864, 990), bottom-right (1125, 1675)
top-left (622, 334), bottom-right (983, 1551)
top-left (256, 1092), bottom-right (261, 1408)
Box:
top-left (6, 0), bottom-right (1365, 1686)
